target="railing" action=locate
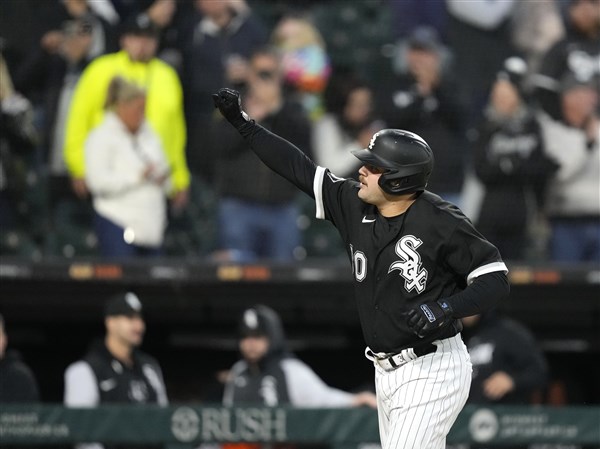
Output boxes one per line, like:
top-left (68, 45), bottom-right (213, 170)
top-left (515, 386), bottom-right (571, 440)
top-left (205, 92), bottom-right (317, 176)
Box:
top-left (1, 404), bottom-right (599, 446)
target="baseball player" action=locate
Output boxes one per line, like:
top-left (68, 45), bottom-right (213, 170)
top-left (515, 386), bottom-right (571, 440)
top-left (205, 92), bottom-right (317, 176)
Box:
top-left (212, 88), bottom-right (510, 449)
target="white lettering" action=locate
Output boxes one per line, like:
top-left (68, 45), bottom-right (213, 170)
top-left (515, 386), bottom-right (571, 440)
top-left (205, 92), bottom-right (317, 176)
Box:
top-left (201, 408), bottom-right (287, 441)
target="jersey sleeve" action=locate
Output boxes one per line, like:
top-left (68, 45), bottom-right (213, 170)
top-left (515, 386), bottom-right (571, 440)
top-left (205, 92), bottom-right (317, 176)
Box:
top-left (445, 219), bottom-right (508, 285)
top-left (313, 166), bottom-right (361, 242)
top-left (239, 120), bottom-right (359, 243)
top-left (239, 121), bottom-right (317, 197)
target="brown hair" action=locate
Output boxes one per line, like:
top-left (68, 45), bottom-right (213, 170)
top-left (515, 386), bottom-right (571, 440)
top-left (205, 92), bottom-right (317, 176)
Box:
top-left (104, 76), bottom-right (146, 110)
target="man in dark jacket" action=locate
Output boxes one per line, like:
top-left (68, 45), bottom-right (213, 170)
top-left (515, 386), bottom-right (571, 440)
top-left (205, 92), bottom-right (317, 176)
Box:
top-left (378, 26), bottom-right (468, 207)
top-left (64, 292), bottom-right (167, 449)
top-left (0, 313), bottom-right (40, 403)
top-left (473, 57), bottom-right (558, 260)
top-left (461, 310), bottom-right (548, 405)
top-left (180, 0), bottom-right (268, 179)
top-left (533, 0), bottom-right (600, 120)
top-left (209, 47), bottom-right (312, 262)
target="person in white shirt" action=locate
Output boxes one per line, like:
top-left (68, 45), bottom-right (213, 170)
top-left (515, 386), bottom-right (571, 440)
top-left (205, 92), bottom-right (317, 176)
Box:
top-left (85, 76), bottom-right (171, 258)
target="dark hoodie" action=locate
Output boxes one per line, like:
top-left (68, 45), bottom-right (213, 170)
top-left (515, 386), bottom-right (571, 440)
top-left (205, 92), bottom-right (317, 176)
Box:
top-left (223, 305), bottom-right (355, 408)
top-left (462, 310), bottom-right (548, 404)
top-left (223, 305), bottom-right (291, 406)
top-left (0, 350), bottom-right (39, 403)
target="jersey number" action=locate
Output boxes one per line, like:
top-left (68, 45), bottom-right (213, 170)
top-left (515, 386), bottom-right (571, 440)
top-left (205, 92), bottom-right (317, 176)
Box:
top-left (351, 245), bottom-right (367, 282)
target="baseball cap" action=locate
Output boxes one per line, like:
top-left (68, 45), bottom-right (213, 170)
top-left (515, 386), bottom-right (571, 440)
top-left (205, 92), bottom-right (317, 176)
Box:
top-left (238, 307), bottom-right (270, 338)
top-left (104, 292), bottom-right (143, 318)
top-left (559, 73), bottom-right (597, 93)
top-left (496, 56), bottom-right (528, 94)
top-left (407, 26), bottom-right (441, 52)
top-left (120, 15), bottom-right (160, 38)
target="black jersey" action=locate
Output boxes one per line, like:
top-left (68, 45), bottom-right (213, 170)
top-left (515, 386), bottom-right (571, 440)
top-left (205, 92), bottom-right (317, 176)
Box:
top-left (239, 121), bottom-right (507, 353)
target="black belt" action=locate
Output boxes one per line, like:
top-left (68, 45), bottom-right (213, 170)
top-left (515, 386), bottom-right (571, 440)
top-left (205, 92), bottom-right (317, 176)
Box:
top-left (414, 343), bottom-right (437, 357)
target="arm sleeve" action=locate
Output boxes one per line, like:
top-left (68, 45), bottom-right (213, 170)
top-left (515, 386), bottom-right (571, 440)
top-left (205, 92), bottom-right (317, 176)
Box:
top-left (473, 124), bottom-right (508, 185)
top-left (222, 361), bottom-right (247, 406)
top-left (64, 61), bottom-right (106, 179)
top-left (540, 117), bottom-right (590, 182)
top-left (445, 271), bottom-right (510, 318)
top-left (161, 68), bottom-right (189, 192)
top-left (281, 359), bottom-right (355, 408)
top-left (64, 361), bottom-right (99, 407)
top-left (13, 363), bottom-right (40, 402)
top-left (238, 120), bottom-right (318, 198)
top-left (503, 324), bottom-right (548, 392)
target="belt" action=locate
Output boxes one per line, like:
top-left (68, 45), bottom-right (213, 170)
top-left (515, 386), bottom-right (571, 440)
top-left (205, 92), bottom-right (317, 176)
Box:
top-left (365, 343), bottom-right (437, 372)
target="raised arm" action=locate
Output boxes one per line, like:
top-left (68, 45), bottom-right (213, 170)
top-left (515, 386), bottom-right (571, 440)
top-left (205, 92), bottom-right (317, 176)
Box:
top-left (212, 88), bottom-right (317, 197)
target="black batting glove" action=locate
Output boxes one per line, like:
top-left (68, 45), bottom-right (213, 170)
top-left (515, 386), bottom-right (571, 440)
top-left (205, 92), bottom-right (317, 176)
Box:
top-left (212, 88), bottom-right (250, 129)
top-left (406, 299), bottom-right (453, 338)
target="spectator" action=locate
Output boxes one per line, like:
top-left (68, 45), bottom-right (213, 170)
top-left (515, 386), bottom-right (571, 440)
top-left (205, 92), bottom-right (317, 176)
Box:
top-left (1, 0), bottom-right (113, 81)
top-left (461, 309), bottom-right (548, 404)
top-left (0, 53), bottom-right (38, 254)
top-left (14, 18), bottom-right (97, 257)
top-left (533, 0), bottom-right (600, 121)
top-left (64, 292), bottom-right (167, 449)
top-left (0, 314), bottom-right (40, 403)
top-left (539, 74), bottom-right (600, 263)
top-left (445, 0), bottom-right (518, 127)
top-left (473, 57), bottom-right (558, 261)
top-left (85, 76), bottom-right (170, 258)
top-left (208, 47), bottom-right (312, 263)
top-left (270, 14), bottom-right (332, 119)
top-left (102, 0), bottom-right (177, 42)
top-left (223, 305), bottom-right (377, 408)
top-left (180, 0), bottom-right (268, 180)
top-left (510, 0), bottom-right (565, 82)
top-left (64, 16), bottom-right (189, 211)
top-left (378, 26), bottom-right (468, 207)
top-left (312, 72), bottom-right (384, 180)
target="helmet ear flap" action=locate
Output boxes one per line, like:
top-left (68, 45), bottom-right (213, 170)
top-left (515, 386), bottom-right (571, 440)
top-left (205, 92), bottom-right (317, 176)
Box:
top-left (378, 176), bottom-right (403, 195)
top-left (379, 169), bottom-right (430, 195)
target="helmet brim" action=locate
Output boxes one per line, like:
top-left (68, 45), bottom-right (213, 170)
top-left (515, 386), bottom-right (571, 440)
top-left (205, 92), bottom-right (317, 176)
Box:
top-left (351, 148), bottom-right (397, 171)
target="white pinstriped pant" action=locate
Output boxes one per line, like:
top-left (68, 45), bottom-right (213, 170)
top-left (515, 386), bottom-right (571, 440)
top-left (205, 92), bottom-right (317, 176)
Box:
top-left (372, 334), bottom-right (472, 449)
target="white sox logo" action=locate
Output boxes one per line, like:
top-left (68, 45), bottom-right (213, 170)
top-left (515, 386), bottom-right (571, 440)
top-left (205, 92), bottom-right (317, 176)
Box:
top-left (368, 130), bottom-right (383, 150)
top-left (388, 235), bottom-right (428, 293)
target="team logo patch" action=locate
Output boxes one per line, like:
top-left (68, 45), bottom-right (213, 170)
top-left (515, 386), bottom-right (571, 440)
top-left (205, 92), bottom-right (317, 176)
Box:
top-left (388, 235), bottom-right (428, 293)
top-left (368, 130), bottom-right (383, 150)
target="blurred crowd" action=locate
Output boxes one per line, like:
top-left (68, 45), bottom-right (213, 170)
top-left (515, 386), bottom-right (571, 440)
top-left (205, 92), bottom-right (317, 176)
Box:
top-left (0, 0), bottom-right (598, 264)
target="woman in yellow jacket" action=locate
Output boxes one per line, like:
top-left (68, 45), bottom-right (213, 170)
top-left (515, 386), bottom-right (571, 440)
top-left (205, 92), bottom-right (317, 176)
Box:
top-left (64, 18), bottom-right (189, 209)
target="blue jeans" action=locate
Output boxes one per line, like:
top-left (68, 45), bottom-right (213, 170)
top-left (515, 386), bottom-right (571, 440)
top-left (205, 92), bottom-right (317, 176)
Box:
top-left (94, 212), bottom-right (161, 259)
top-left (550, 219), bottom-right (600, 263)
top-left (218, 197), bottom-right (300, 263)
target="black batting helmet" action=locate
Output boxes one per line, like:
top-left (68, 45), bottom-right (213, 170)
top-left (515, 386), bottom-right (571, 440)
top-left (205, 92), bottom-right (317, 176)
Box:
top-left (351, 129), bottom-right (434, 195)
